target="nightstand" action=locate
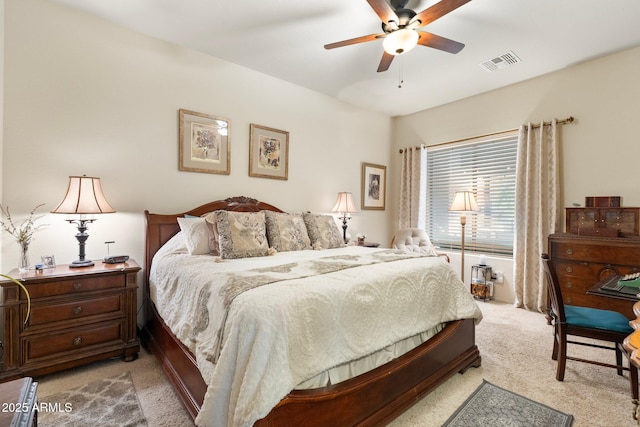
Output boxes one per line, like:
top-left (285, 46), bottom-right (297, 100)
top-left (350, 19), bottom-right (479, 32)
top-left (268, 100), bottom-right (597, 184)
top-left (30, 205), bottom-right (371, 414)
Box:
top-left (0, 260), bottom-right (140, 381)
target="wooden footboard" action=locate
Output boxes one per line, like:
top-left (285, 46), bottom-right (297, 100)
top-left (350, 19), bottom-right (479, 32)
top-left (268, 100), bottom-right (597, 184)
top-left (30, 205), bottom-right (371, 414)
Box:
top-left (141, 301), bottom-right (480, 426)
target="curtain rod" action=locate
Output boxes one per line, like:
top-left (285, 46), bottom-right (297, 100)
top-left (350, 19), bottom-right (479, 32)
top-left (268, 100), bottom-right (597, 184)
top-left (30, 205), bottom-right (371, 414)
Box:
top-left (398, 116), bottom-right (575, 153)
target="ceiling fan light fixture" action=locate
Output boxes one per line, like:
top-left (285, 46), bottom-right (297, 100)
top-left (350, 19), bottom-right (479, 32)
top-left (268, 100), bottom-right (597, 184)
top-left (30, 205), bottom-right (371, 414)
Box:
top-left (383, 29), bottom-right (418, 56)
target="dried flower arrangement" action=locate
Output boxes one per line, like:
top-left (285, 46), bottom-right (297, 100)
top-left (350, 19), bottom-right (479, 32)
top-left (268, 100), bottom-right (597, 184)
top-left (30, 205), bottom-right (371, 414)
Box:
top-left (0, 203), bottom-right (48, 244)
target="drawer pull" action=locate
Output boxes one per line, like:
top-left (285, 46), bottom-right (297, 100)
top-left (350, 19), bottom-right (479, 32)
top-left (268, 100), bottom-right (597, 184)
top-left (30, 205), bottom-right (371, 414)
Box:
top-left (73, 283), bottom-right (82, 290)
top-left (565, 267), bottom-right (573, 273)
top-left (73, 306), bottom-right (83, 315)
top-left (72, 336), bottom-right (83, 346)
top-left (566, 282), bottom-right (573, 288)
top-left (565, 248), bottom-right (573, 255)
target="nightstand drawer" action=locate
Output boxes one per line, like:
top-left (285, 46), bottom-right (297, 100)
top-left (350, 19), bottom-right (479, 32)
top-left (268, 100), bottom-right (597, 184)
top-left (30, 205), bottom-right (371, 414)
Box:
top-left (23, 321), bottom-right (124, 362)
top-left (26, 274), bottom-right (124, 299)
top-left (25, 293), bottom-right (124, 329)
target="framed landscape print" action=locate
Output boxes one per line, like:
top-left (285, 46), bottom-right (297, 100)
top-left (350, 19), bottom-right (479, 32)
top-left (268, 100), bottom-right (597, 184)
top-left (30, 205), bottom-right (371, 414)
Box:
top-left (361, 162), bottom-right (386, 210)
top-left (179, 109), bottom-right (231, 175)
top-left (249, 124), bottom-right (289, 180)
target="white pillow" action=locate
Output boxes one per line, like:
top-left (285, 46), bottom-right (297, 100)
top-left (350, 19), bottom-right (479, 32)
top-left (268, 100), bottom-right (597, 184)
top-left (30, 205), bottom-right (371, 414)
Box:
top-left (177, 217), bottom-right (210, 255)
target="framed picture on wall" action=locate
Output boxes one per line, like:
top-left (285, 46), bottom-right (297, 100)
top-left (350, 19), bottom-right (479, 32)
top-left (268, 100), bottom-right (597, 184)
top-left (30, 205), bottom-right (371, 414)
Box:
top-left (249, 124), bottom-right (289, 180)
top-left (361, 162), bottom-right (386, 210)
top-left (178, 109), bottom-right (231, 175)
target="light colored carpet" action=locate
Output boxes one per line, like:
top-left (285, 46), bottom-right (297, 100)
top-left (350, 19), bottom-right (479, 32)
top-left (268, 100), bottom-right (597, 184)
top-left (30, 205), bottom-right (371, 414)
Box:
top-left (35, 302), bottom-right (637, 426)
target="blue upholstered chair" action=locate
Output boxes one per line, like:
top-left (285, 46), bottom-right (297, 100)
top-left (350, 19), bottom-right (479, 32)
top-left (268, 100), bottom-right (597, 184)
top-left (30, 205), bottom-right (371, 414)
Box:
top-left (541, 253), bottom-right (638, 398)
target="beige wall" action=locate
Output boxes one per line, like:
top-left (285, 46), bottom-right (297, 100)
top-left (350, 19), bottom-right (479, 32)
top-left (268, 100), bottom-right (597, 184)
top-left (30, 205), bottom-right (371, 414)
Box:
top-left (1, 0), bottom-right (393, 280)
top-left (4, 0), bottom-right (640, 307)
top-left (391, 46), bottom-right (640, 303)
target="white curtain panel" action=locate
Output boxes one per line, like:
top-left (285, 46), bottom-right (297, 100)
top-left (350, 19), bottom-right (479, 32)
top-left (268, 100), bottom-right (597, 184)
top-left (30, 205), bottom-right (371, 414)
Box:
top-left (398, 146), bottom-right (426, 229)
top-left (514, 120), bottom-right (560, 312)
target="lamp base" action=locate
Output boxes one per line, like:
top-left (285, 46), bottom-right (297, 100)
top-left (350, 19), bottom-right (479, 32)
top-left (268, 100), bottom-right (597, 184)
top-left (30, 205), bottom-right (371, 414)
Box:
top-left (69, 259), bottom-right (95, 268)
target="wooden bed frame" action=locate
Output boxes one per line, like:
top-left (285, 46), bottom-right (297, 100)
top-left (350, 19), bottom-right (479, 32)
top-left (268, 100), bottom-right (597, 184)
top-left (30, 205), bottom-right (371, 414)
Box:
top-left (141, 196), bottom-right (481, 426)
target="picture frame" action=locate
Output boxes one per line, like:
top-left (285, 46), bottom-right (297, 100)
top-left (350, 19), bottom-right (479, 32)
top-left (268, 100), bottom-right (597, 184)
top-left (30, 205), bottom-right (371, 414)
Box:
top-left (361, 162), bottom-right (386, 210)
top-left (249, 124), bottom-right (289, 180)
top-left (41, 255), bottom-right (56, 269)
top-left (179, 109), bottom-right (231, 175)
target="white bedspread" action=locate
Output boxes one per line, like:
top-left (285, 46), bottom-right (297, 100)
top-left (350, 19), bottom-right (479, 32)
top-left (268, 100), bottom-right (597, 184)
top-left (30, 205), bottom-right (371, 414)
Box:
top-left (150, 234), bottom-right (482, 427)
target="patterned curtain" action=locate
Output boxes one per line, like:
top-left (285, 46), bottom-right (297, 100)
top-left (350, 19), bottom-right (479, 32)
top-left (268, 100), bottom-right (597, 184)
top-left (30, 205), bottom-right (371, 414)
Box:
top-left (398, 146), bottom-right (426, 229)
top-left (514, 120), bottom-right (561, 312)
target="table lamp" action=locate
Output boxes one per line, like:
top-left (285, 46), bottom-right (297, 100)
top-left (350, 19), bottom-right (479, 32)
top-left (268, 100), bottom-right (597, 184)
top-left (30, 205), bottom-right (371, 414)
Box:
top-left (448, 191), bottom-right (479, 282)
top-left (51, 175), bottom-right (115, 267)
top-left (332, 192), bottom-right (358, 243)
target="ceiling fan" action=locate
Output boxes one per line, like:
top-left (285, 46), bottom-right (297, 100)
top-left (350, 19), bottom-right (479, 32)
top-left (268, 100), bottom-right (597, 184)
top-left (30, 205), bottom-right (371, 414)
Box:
top-left (324, 0), bottom-right (472, 72)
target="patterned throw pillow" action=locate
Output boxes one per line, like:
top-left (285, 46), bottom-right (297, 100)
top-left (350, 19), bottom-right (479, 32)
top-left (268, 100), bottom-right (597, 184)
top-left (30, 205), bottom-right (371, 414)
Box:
top-left (302, 213), bottom-right (346, 249)
top-left (201, 212), bottom-right (221, 256)
top-left (214, 210), bottom-right (270, 259)
top-left (264, 211), bottom-right (312, 252)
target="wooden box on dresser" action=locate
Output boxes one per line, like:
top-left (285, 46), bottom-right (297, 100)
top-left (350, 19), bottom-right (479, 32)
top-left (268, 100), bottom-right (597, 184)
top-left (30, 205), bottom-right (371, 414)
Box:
top-left (548, 233), bottom-right (640, 319)
top-left (0, 260), bottom-right (140, 382)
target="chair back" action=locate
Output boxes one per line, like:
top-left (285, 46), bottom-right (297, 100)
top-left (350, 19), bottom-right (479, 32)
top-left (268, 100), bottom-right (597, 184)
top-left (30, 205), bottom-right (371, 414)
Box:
top-left (391, 228), bottom-right (437, 256)
top-left (541, 253), bottom-right (566, 323)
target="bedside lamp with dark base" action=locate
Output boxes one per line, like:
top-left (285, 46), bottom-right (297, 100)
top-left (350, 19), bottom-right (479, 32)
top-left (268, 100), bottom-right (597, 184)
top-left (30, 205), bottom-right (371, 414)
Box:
top-left (51, 175), bottom-right (115, 268)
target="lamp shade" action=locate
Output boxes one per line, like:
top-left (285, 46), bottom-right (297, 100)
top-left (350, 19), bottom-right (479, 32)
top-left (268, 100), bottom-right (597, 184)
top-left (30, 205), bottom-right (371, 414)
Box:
top-left (331, 192), bottom-right (358, 214)
top-left (51, 175), bottom-right (116, 215)
top-left (383, 29), bottom-right (419, 55)
top-left (448, 191), bottom-right (479, 212)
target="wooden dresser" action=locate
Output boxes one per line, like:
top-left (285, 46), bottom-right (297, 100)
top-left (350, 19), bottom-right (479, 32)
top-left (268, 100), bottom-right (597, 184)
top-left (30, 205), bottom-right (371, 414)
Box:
top-left (0, 261), bottom-right (140, 381)
top-left (548, 233), bottom-right (640, 319)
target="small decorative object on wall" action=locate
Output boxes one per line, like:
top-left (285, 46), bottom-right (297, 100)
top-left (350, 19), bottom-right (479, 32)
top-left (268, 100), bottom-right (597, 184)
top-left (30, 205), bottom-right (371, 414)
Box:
top-left (179, 109), bottom-right (231, 175)
top-left (361, 162), bottom-right (386, 210)
top-left (249, 124), bottom-right (289, 180)
top-left (41, 255), bottom-right (56, 269)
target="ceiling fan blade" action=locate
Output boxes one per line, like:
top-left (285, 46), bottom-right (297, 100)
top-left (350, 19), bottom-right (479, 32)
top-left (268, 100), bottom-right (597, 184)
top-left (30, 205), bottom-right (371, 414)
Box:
top-left (377, 51), bottom-right (394, 72)
top-left (412, 0), bottom-right (472, 28)
top-left (367, 0), bottom-right (399, 25)
top-left (324, 33), bottom-right (384, 50)
top-left (417, 31), bottom-right (465, 54)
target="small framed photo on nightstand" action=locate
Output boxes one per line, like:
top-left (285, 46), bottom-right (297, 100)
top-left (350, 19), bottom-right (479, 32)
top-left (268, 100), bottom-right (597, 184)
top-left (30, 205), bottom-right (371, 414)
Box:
top-left (41, 255), bottom-right (56, 268)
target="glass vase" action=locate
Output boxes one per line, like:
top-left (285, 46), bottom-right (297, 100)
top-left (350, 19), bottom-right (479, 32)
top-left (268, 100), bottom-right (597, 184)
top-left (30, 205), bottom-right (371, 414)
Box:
top-left (19, 241), bottom-right (30, 273)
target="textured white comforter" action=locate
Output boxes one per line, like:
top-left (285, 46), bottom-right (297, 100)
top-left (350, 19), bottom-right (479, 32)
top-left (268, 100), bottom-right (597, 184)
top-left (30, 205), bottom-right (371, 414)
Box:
top-left (150, 234), bottom-right (482, 427)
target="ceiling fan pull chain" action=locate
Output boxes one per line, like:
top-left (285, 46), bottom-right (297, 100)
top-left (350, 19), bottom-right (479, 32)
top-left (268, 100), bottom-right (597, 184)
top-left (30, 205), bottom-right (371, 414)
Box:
top-left (398, 56), bottom-right (404, 88)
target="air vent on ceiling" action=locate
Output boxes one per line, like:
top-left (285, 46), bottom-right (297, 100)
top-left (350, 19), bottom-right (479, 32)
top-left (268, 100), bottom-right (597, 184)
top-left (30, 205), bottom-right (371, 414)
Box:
top-left (479, 51), bottom-right (521, 72)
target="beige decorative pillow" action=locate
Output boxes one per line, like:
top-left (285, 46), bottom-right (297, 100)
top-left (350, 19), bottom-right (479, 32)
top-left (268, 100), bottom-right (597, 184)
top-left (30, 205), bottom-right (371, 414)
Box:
top-left (214, 210), bottom-right (270, 259)
top-left (302, 213), bottom-right (346, 249)
top-left (201, 212), bottom-right (221, 256)
top-left (264, 211), bottom-right (312, 252)
top-left (177, 217), bottom-right (211, 255)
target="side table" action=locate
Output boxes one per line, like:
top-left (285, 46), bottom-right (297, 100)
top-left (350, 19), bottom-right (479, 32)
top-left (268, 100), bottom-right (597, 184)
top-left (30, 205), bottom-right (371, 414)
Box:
top-left (624, 300), bottom-right (640, 424)
top-left (0, 377), bottom-right (38, 426)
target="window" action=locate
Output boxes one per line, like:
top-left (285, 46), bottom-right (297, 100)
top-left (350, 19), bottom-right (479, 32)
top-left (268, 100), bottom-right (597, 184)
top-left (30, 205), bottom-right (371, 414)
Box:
top-left (425, 133), bottom-right (518, 256)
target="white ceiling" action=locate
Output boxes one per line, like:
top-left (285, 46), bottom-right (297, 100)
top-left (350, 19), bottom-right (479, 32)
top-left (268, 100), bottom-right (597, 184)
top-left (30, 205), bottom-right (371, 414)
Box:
top-left (49, 0), bottom-right (640, 117)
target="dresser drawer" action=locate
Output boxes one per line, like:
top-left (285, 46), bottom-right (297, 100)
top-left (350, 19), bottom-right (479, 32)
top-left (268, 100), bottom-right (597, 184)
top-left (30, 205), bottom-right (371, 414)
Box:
top-left (550, 241), bottom-right (640, 265)
top-left (26, 274), bottom-right (124, 299)
top-left (24, 292), bottom-right (124, 330)
top-left (22, 321), bottom-right (124, 363)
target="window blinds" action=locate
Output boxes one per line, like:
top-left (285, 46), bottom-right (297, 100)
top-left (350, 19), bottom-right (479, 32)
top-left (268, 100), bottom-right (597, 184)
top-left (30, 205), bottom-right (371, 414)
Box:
top-left (426, 134), bottom-right (518, 256)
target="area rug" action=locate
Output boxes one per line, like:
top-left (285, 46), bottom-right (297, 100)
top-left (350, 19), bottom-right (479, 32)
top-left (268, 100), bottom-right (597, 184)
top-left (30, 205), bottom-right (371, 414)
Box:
top-left (39, 371), bottom-right (147, 426)
top-left (442, 380), bottom-right (573, 427)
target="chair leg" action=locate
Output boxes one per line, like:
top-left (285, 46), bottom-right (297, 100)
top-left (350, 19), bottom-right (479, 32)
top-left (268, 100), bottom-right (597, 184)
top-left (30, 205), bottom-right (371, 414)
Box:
top-left (616, 345), bottom-right (624, 376)
top-left (551, 326), bottom-right (559, 360)
top-left (556, 330), bottom-right (567, 381)
top-left (631, 363), bottom-right (639, 420)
